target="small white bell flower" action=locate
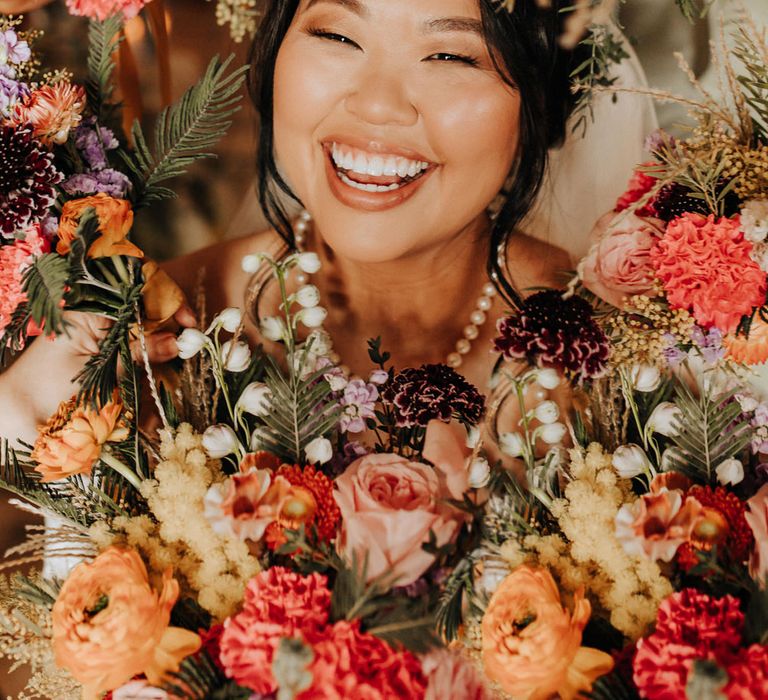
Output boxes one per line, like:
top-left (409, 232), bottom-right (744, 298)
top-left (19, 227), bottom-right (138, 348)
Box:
top-left (536, 368), bottom-right (561, 390)
top-left (660, 447), bottom-right (683, 472)
top-left (468, 457), bottom-right (491, 488)
top-left (539, 422), bottom-right (567, 445)
top-left (295, 285), bottom-right (321, 308)
top-left (237, 382), bottom-right (272, 417)
top-left (499, 431), bottom-right (525, 458)
top-left (534, 400), bottom-right (560, 425)
top-left (612, 444), bottom-right (651, 479)
top-left (630, 364), bottom-right (661, 393)
top-left (716, 458), bottom-right (744, 486)
top-left (176, 328), bottom-right (208, 359)
top-left (466, 426), bottom-right (481, 450)
top-left (305, 436), bottom-right (333, 465)
top-left (647, 402), bottom-right (681, 438)
top-left (297, 252), bottom-right (322, 274)
top-left (210, 307), bottom-right (243, 334)
top-left (260, 316), bottom-right (286, 342)
top-left (202, 424), bottom-right (240, 458)
top-left (221, 340), bottom-right (251, 372)
top-left (306, 329), bottom-right (333, 357)
top-left (300, 306), bottom-right (328, 329)
top-left (241, 253), bottom-right (263, 273)
top-left (250, 427), bottom-right (269, 451)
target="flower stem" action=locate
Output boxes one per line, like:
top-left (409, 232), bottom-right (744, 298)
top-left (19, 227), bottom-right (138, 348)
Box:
top-left (100, 450), bottom-right (143, 491)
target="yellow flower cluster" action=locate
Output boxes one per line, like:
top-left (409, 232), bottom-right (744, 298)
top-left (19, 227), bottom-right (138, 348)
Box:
top-left (605, 294), bottom-right (694, 368)
top-left (89, 424), bottom-right (259, 620)
top-left (213, 0), bottom-right (260, 43)
top-left (501, 444), bottom-right (672, 640)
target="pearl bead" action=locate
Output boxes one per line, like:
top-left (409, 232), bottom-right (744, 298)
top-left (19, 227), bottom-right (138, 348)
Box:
top-left (470, 310), bottom-right (486, 326)
top-left (294, 232), bottom-right (305, 246)
top-left (456, 339), bottom-right (471, 355)
top-left (300, 210), bottom-right (312, 222)
top-left (296, 273), bottom-right (308, 284)
top-left (463, 324), bottom-right (479, 340)
top-left (483, 282), bottom-right (497, 297)
top-left (447, 352), bottom-right (463, 368)
top-left (477, 296), bottom-right (492, 312)
top-left (295, 219), bottom-right (308, 233)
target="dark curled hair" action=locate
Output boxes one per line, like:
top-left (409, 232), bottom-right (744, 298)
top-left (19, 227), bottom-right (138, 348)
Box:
top-left (248, 0), bottom-right (584, 308)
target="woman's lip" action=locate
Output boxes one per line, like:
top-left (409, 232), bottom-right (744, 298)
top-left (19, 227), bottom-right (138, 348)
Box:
top-left (321, 135), bottom-right (435, 164)
top-left (322, 146), bottom-right (435, 212)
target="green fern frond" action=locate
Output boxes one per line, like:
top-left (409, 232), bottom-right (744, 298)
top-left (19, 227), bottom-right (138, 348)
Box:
top-left (733, 23), bottom-right (768, 140)
top-left (0, 303), bottom-right (32, 369)
top-left (587, 670), bottom-right (639, 700)
top-left (435, 555), bottom-right (473, 641)
top-left (13, 576), bottom-right (62, 611)
top-left (674, 0), bottom-right (715, 22)
top-left (22, 253), bottom-right (70, 337)
top-left (667, 382), bottom-right (752, 484)
top-left (125, 54), bottom-right (248, 206)
top-left (257, 358), bottom-right (341, 464)
top-left (163, 650), bottom-right (232, 699)
top-left (86, 15), bottom-right (123, 121)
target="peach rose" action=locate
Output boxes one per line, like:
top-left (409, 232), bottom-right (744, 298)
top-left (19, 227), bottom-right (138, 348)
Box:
top-left (580, 212), bottom-right (664, 309)
top-left (31, 393), bottom-right (130, 482)
top-left (57, 193), bottom-right (143, 259)
top-left (52, 546), bottom-right (200, 700)
top-left (745, 484), bottom-right (768, 586)
top-left (140, 261), bottom-right (186, 334)
top-left (334, 453), bottom-right (464, 586)
top-left (615, 487), bottom-right (704, 562)
top-left (481, 566), bottom-right (613, 700)
top-left (421, 648), bottom-right (491, 700)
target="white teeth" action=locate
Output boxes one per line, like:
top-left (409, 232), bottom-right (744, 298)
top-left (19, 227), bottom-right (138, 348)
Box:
top-left (338, 171), bottom-right (402, 192)
top-left (330, 142), bottom-right (428, 178)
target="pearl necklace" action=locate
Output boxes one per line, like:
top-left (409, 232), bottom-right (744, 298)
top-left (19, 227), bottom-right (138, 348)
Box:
top-left (292, 211), bottom-right (498, 369)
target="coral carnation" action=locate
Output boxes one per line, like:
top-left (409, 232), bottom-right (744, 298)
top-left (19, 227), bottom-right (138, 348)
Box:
top-left (10, 82), bottom-right (85, 145)
top-left (494, 290), bottom-right (610, 382)
top-left (633, 589), bottom-right (745, 699)
top-left (299, 620), bottom-right (427, 699)
top-left (218, 568), bottom-right (331, 695)
top-left (265, 463), bottom-right (341, 550)
top-left (66, 0), bottom-right (149, 20)
top-left (650, 213), bottom-right (767, 334)
top-left (0, 223), bottom-right (49, 334)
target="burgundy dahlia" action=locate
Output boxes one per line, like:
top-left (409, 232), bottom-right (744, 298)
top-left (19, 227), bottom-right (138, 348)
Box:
top-left (382, 363), bottom-right (484, 428)
top-left (0, 125), bottom-right (61, 239)
top-left (493, 290), bottom-right (609, 381)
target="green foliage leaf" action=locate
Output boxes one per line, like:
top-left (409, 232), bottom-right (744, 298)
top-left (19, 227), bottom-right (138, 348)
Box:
top-left (674, 0), bottom-right (715, 22)
top-left (124, 54), bottom-right (248, 206)
top-left (0, 302), bottom-right (32, 369)
top-left (86, 15), bottom-right (124, 122)
top-left (163, 649), bottom-right (233, 699)
top-left (434, 555), bottom-right (473, 641)
top-left (733, 23), bottom-right (768, 140)
top-left (22, 253), bottom-right (70, 337)
top-left (587, 670), bottom-right (640, 700)
top-left (13, 575), bottom-right (62, 611)
top-left (667, 381), bottom-right (752, 484)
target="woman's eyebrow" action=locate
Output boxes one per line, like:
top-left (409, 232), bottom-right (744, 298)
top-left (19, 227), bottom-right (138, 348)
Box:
top-left (422, 17), bottom-right (484, 35)
top-left (304, 0), bottom-right (368, 16)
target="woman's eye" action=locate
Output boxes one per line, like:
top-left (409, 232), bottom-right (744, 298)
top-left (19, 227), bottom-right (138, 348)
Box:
top-left (427, 53), bottom-right (479, 67)
top-left (307, 28), bottom-right (360, 49)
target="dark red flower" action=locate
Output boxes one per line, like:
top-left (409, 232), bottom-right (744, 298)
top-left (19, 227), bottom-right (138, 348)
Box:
top-left (381, 363), bottom-right (484, 428)
top-left (493, 290), bottom-right (609, 382)
top-left (615, 163), bottom-right (658, 216)
top-left (724, 643), bottom-right (768, 699)
top-left (0, 125), bottom-right (61, 238)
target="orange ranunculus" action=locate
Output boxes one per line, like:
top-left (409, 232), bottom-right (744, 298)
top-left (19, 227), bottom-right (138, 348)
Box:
top-left (56, 193), bottom-right (142, 259)
top-left (481, 566), bottom-right (614, 700)
top-left (31, 393), bottom-right (130, 482)
top-left (52, 546), bottom-right (201, 700)
top-left (140, 261), bottom-right (186, 333)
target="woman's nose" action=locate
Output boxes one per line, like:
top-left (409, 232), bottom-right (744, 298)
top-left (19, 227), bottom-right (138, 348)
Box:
top-left (343, 62), bottom-right (418, 127)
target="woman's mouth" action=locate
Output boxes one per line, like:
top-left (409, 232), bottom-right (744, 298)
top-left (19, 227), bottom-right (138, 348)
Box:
top-left (322, 141), bottom-right (435, 210)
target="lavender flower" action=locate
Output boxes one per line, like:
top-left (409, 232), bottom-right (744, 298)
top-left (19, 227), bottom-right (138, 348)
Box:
top-left (382, 363), bottom-right (484, 428)
top-left (339, 379), bottom-right (378, 433)
top-left (0, 30), bottom-right (31, 70)
top-left (662, 332), bottom-right (686, 367)
top-left (691, 326), bottom-right (725, 365)
top-left (74, 121), bottom-right (118, 170)
top-left (62, 169), bottom-right (131, 198)
top-left (327, 440), bottom-right (368, 478)
top-left (0, 74), bottom-right (26, 118)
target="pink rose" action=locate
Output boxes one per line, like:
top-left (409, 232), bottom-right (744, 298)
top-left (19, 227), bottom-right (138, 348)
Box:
top-left (421, 648), bottom-right (492, 700)
top-left (334, 453), bottom-right (464, 586)
top-left (580, 212), bottom-right (664, 309)
top-left (745, 483), bottom-right (768, 585)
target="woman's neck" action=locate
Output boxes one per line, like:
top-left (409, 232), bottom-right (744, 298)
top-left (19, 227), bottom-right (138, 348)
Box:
top-left (304, 213), bottom-right (502, 379)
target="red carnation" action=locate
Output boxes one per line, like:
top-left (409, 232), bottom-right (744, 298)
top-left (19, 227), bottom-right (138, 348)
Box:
top-left (219, 568), bottom-right (331, 695)
top-left (650, 213), bottom-right (767, 334)
top-left (633, 589), bottom-right (745, 699)
top-left (724, 643), bottom-right (768, 698)
top-left (615, 163), bottom-right (658, 216)
top-left (298, 620), bottom-right (427, 700)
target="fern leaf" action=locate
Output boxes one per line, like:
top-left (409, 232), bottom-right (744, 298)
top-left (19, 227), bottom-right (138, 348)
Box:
top-left (587, 670), bottom-right (639, 700)
top-left (0, 302), bottom-right (32, 369)
top-left (86, 15), bottom-right (123, 121)
top-left (668, 382), bottom-right (752, 484)
top-left (22, 253), bottom-right (70, 336)
top-left (125, 54), bottom-right (248, 205)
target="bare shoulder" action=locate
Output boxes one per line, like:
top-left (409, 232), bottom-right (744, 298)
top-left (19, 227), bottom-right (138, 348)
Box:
top-left (505, 231), bottom-right (573, 292)
top-left (161, 229), bottom-right (286, 310)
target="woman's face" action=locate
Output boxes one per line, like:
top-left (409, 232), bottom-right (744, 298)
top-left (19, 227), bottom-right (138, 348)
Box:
top-left (273, 0), bottom-right (520, 264)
